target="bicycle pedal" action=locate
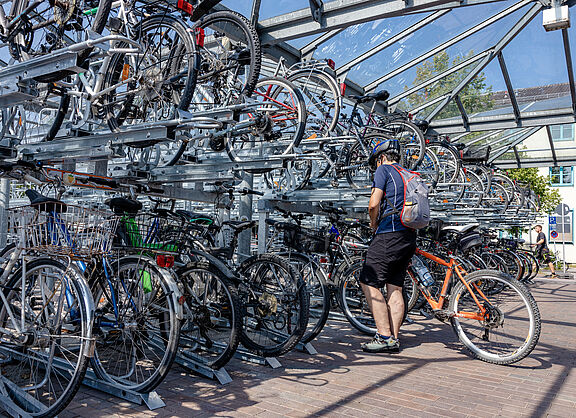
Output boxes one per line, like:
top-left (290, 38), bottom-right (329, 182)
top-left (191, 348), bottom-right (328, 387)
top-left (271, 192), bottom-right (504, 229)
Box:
top-left (432, 309), bottom-right (455, 322)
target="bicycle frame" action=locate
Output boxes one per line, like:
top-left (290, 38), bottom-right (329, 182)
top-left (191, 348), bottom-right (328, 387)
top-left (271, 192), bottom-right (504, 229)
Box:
top-left (414, 247), bottom-right (489, 321)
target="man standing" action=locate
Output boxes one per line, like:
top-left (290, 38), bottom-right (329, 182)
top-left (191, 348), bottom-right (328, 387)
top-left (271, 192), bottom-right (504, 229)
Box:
top-left (359, 140), bottom-right (417, 353)
top-left (534, 225), bottom-right (556, 278)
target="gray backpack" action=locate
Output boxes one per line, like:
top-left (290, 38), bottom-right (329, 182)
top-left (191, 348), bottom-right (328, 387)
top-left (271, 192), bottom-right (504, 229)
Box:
top-left (382, 165), bottom-right (430, 229)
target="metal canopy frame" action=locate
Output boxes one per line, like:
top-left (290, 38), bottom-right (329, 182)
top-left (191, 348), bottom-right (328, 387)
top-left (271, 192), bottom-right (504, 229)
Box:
top-left (250, 0), bottom-right (576, 167)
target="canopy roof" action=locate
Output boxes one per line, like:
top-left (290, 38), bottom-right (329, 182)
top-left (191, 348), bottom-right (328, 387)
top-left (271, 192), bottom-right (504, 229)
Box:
top-left (223, 0), bottom-right (576, 167)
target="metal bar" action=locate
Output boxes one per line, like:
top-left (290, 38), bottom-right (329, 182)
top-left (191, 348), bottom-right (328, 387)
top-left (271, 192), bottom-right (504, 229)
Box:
top-left (454, 95), bottom-right (469, 129)
top-left (364, 0), bottom-right (529, 92)
top-left (546, 125), bottom-right (558, 166)
top-left (251, 0), bottom-right (263, 26)
top-left (562, 28), bottom-right (576, 115)
top-left (426, 2), bottom-right (542, 121)
top-left (497, 52), bottom-right (521, 123)
top-left (388, 51), bottom-right (490, 105)
top-left (513, 145), bottom-right (522, 168)
top-left (409, 93), bottom-right (449, 115)
top-left (259, 0), bottom-right (508, 45)
top-left (336, 10), bottom-right (450, 76)
top-left (488, 127), bottom-right (540, 162)
top-left (461, 130), bottom-right (503, 146)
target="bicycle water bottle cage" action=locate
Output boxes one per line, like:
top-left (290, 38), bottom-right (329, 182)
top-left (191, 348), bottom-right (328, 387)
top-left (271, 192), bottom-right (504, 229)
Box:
top-left (105, 197), bottom-right (142, 215)
top-left (25, 189), bottom-right (67, 213)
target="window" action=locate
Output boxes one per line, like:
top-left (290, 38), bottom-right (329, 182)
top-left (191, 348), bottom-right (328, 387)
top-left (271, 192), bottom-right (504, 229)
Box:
top-left (550, 124), bottom-right (574, 141)
top-left (550, 166), bottom-right (573, 186)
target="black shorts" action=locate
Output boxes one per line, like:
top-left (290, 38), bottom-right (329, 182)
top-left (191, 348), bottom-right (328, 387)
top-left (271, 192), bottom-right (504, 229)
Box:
top-left (537, 248), bottom-right (551, 264)
top-left (359, 229), bottom-right (417, 288)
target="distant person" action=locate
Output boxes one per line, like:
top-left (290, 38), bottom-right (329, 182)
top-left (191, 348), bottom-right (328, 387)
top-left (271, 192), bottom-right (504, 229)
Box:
top-left (534, 225), bottom-right (556, 278)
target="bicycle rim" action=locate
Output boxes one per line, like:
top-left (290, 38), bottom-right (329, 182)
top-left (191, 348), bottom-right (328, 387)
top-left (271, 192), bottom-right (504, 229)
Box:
top-left (449, 270), bottom-right (541, 365)
top-left (0, 259), bottom-right (92, 417)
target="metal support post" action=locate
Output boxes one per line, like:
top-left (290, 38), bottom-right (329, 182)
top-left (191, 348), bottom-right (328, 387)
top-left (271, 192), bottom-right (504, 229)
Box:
top-left (238, 173), bottom-right (254, 261)
top-left (257, 210), bottom-right (269, 254)
top-left (0, 179), bottom-right (10, 248)
top-left (175, 353), bottom-right (233, 385)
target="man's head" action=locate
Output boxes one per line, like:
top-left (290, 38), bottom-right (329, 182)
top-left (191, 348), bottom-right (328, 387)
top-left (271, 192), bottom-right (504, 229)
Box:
top-left (534, 225), bottom-right (542, 233)
top-left (369, 140), bottom-right (401, 170)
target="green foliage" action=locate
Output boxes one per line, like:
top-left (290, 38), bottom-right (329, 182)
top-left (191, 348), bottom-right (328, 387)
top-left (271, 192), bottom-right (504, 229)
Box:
top-left (506, 167), bottom-right (562, 213)
top-left (403, 51), bottom-right (494, 119)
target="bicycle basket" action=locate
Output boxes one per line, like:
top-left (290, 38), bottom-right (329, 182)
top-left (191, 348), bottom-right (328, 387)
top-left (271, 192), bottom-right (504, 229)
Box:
top-left (8, 205), bottom-right (119, 259)
top-left (113, 213), bottom-right (185, 253)
top-left (283, 226), bottom-right (330, 253)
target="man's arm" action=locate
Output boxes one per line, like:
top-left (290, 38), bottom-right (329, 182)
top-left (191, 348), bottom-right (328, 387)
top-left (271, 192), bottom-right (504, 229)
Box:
top-left (536, 238), bottom-right (545, 245)
top-left (368, 187), bottom-right (384, 232)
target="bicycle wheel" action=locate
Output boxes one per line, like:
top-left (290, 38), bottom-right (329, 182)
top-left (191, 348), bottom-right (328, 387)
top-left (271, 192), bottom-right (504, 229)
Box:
top-left (91, 256), bottom-right (180, 393)
top-left (263, 159), bottom-right (312, 192)
top-left (449, 269), bottom-right (541, 365)
top-left (496, 250), bottom-right (524, 281)
top-left (177, 261), bottom-right (242, 369)
top-left (0, 258), bottom-right (93, 417)
top-left (520, 251), bottom-right (539, 280)
top-left (516, 252), bottom-right (533, 282)
top-left (344, 134), bottom-right (378, 188)
top-left (103, 15), bottom-right (199, 166)
top-left (413, 146), bottom-right (440, 188)
top-left (192, 10), bottom-right (261, 106)
top-left (427, 141), bottom-right (461, 184)
top-left (337, 260), bottom-right (409, 335)
top-left (279, 252), bottom-right (330, 344)
top-left (374, 119), bottom-right (426, 170)
top-left (288, 69), bottom-right (341, 133)
top-left (6, 0), bottom-right (111, 67)
top-left (237, 253), bottom-right (309, 357)
top-left (225, 77), bottom-right (307, 163)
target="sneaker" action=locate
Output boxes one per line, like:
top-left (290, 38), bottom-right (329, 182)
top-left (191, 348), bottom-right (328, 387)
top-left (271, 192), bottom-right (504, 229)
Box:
top-left (550, 273), bottom-right (558, 278)
top-left (361, 334), bottom-right (400, 353)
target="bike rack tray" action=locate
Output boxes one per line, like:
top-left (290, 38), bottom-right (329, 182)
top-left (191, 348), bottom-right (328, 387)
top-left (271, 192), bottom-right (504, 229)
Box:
top-left (175, 352), bottom-right (233, 385)
top-left (234, 346), bottom-right (282, 369)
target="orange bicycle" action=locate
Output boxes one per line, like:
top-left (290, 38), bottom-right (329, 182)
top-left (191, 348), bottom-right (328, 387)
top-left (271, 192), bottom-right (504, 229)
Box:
top-left (408, 246), bottom-right (541, 365)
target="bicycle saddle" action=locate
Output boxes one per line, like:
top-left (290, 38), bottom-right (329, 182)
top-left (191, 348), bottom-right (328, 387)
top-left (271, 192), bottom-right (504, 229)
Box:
top-left (176, 209), bottom-right (215, 224)
top-left (442, 224), bottom-right (479, 235)
top-left (106, 197), bottom-right (142, 215)
top-left (25, 190), bottom-right (67, 213)
top-left (222, 220), bottom-right (256, 232)
top-left (350, 90), bottom-right (389, 104)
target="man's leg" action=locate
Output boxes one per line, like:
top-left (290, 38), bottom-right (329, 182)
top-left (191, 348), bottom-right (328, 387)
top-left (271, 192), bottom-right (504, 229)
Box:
top-left (386, 283), bottom-right (404, 339)
top-left (360, 283), bottom-right (392, 337)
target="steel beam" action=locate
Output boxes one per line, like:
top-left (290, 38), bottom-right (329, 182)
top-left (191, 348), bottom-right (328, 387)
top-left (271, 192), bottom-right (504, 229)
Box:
top-left (335, 10), bottom-right (449, 77)
top-left (562, 28), bottom-right (576, 115)
top-left (497, 52), bottom-right (521, 123)
top-left (364, 0), bottom-right (529, 92)
top-left (388, 51), bottom-right (490, 106)
top-left (545, 125), bottom-right (558, 166)
top-left (454, 95), bottom-right (469, 129)
top-left (488, 127), bottom-right (540, 162)
top-left (495, 155), bottom-right (576, 168)
top-left (426, 2), bottom-right (542, 121)
top-left (258, 0), bottom-right (509, 45)
top-left (513, 145), bottom-right (522, 168)
top-left (429, 106), bottom-right (576, 133)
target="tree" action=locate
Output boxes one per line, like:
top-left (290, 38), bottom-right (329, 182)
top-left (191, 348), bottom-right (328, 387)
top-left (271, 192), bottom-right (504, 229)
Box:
top-left (403, 50), bottom-right (494, 120)
top-left (506, 167), bottom-right (562, 214)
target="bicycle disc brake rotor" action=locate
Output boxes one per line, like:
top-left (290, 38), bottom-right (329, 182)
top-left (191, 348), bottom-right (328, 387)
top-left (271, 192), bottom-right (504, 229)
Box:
top-left (257, 292), bottom-right (278, 317)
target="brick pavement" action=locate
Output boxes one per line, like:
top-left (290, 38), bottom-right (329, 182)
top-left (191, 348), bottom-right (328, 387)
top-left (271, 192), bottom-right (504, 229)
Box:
top-left (26, 278), bottom-right (576, 417)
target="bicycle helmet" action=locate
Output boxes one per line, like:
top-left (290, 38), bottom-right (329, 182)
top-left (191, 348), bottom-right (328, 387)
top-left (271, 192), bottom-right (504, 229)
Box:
top-left (368, 139), bottom-right (400, 170)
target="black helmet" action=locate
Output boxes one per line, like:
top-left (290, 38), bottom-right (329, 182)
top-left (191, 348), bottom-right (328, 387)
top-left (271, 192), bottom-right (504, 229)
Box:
top-left (368, 140), bottom-right (400, 170)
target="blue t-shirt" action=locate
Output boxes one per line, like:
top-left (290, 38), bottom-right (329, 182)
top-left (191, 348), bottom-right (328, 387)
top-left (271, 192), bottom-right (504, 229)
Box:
top-left (372, 163), bottom-right (406, 234)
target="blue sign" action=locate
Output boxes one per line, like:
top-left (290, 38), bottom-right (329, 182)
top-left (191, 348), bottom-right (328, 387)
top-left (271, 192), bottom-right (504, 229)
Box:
top-left (549, 216), bottom-right (557, 225)
top-left (551, 230), bottom-right (559, 239)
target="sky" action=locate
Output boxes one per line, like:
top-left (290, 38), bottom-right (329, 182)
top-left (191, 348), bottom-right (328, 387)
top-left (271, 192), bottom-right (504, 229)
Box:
top-left (222, 0), bottom-right (576, 96)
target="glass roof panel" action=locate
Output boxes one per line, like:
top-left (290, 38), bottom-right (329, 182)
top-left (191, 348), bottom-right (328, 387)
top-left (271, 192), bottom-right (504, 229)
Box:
top-left (341, 2), bottom-right (523, 89)
top-left (505, 18), bottom-right (573, 90)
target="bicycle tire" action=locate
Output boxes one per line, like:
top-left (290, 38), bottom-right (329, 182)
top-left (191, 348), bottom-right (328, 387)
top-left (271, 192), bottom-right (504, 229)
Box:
top-left (277, 252), bottom-right (331, 344)
top-left (237, 253), bottom-right (309, 357)
top-left (0, 258), bottom-right (93, 417)
top-left (337, 259), bottom-right (409, 335)
top-left (192, 10), bottom-right (261, 101)
top-left (520, 250), bottom-right (539, 280)
top-left (288, 69), bottom-right (341, 133)
top-left (177, 261), bottom-right (242, 369)
top-left (225, 77), bottom-right (307, 164)
top-left (103, 15), bottom-right (199, 166)
top-left (427, 141), bottom-right (461, 184)
top-left (373, 119), bottom-right (426, 170)
top-left (496, 249), bottom-right (524, 281)
top-left (90, 255), bottom-right (181, 393)
top-left (449, 269), bottom-right (541, 365)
